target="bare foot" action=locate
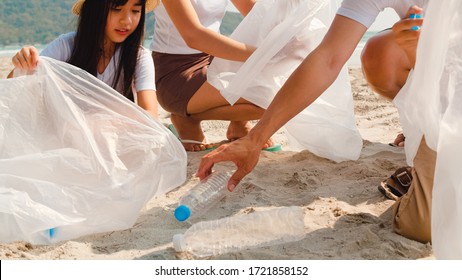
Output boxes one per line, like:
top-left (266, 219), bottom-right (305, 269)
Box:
top-left (226, 121), bottom-right (252, 141)
top-left (226, 121), bottom-right (275, 149)
top-left (171, 114), bottom-right (209, 152)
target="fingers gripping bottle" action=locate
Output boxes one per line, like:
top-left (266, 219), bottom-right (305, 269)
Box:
top-left (174, 171), bottom-right (232, 222)
top-left (172, 206), bottom-right (306, 257)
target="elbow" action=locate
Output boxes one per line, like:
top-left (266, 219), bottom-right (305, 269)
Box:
top-left (315, 49), bottom-right (346, 77)
top-left (330, 59), bottom-right (346, 76)
top-left (312, 44), bottom-right (348, 76)
top-left (181, 29), bottom-right (205, 50)
top-left (183, 37), bottom-right (201, 50)
top-left (326, 51), bottom-right (348, 74)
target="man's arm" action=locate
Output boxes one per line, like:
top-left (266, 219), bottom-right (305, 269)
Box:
top-left (197, 15), bottom-right (367, 190)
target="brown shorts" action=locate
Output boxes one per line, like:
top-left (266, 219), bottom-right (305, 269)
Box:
top-left (152, 51), bottom-right (213, 117)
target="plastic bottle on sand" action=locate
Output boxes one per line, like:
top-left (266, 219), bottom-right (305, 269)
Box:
top-left (172, 206), bottom-right (306, 257)
top-left (174, 171), bottom-right (231, 222)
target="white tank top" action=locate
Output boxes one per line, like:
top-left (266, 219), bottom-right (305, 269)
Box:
top-left (149, 0), bottom-right (230, 54)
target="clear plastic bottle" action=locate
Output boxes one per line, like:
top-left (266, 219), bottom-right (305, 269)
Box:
top-left (174, 171), bottom-right (231, 222)
top-left (172, 206), bottom-right (306, 257)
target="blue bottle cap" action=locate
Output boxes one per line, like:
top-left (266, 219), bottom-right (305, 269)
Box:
top-left (48, 228), bottom-right (56, 238)
top-left (174, 205), bottom-right (191, 222)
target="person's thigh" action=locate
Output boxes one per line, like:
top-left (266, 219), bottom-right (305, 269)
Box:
top-left (187, 82), bottom-right (230, 114)
top-left (187, 82), bottom-right (257, 115)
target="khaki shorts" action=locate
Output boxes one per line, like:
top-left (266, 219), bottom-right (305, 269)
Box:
top-left (393, 137), bottom-right (436, 243)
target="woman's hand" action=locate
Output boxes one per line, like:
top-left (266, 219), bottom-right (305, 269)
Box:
top-left (12, 46), bottom-right (40, 72)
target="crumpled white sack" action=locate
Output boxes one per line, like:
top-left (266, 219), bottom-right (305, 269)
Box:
top-left (0, 57), bottom-right (187, 244)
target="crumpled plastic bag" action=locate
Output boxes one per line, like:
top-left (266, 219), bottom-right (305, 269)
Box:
top-left (0, 57), bottom-right (187, 244)
top-left (207, 0), bottom-right (362, 162)
top-left (393, 0), bottom-right (462, 259)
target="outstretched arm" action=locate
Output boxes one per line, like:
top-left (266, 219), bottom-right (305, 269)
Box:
top-left (197, 15), bottom-right (367, 191)
top-left (162, 0), bottom-right (255, 61)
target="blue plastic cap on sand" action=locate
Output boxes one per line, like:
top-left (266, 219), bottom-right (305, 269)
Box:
top-left (174, 205), bottom-right (191, 222)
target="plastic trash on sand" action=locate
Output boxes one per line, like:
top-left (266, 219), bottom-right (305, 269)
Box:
top-left (173, 206), bottom-right (305, 257)
top-left (0, 57), bottom-right (187, 244)
top-left (207, 0), bottom-right (362, 162)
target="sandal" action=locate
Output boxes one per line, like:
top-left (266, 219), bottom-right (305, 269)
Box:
top-left (378, 166), bottom-right (413, 200)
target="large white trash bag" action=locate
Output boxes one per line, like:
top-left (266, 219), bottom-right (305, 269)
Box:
top-left (0, 57), bottom-right (187, 244)
top-left (394, 0), bottom-right (462, 259)
top-left (208, 0), bottom-right (362, 162)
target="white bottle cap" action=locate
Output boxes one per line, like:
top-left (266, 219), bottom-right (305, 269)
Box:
top-left (172, 234), bottom-right (185, 252)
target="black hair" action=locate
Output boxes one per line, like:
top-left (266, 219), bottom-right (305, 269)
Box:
top-left (69, 0), bottom-right (147, 101)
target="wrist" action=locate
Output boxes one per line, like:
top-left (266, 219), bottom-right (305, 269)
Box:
top-left (247, 125), bottom-right (271, 149)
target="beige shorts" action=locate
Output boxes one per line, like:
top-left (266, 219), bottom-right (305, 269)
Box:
top-left (393, 137), bottom-right (436, 243)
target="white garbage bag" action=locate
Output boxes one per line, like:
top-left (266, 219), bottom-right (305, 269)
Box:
top-left (208, 0), bottom-right (362, 162)
top-left (0, 57), bottom-right (187, 244)
top-left (393, 0), bottom-right (462, 259)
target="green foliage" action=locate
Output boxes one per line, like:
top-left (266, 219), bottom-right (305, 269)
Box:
top-left (0, 0), bottom-right (76, 46)
top-left (0, 0), bottom-right (243, 46)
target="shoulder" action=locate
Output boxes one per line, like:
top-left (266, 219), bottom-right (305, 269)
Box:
top-left (40, 32), bottom-right (76, 60)
top-left (337, 0), bottom-right (391, 28)
top-left (133, 47), bottom-right (156, 91)
top-left (137, 46), bottom-right (153, 64)
top-left (51, 32), bottom-right (77, 45)
top-left (134, 46), bottom-right (154, 72)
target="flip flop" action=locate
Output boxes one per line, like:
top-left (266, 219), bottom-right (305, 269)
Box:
top-left (263, 143), bottom-right (282, 152)
top-left (165, 123), bottom-right (282, 152)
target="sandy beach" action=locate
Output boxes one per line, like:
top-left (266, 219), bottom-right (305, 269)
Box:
top-left (0, 57), bottom-right (433, 260)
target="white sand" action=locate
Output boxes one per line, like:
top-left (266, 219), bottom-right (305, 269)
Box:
top-left (0, 58), bottom-right (433, 259)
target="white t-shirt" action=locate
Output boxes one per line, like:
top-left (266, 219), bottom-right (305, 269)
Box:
top-left (40, 32), bottom-right (156, 93)
top-left (337, 0), bottom-right (428, 28)
top-left (149, 0), bottom-right (230, 54)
